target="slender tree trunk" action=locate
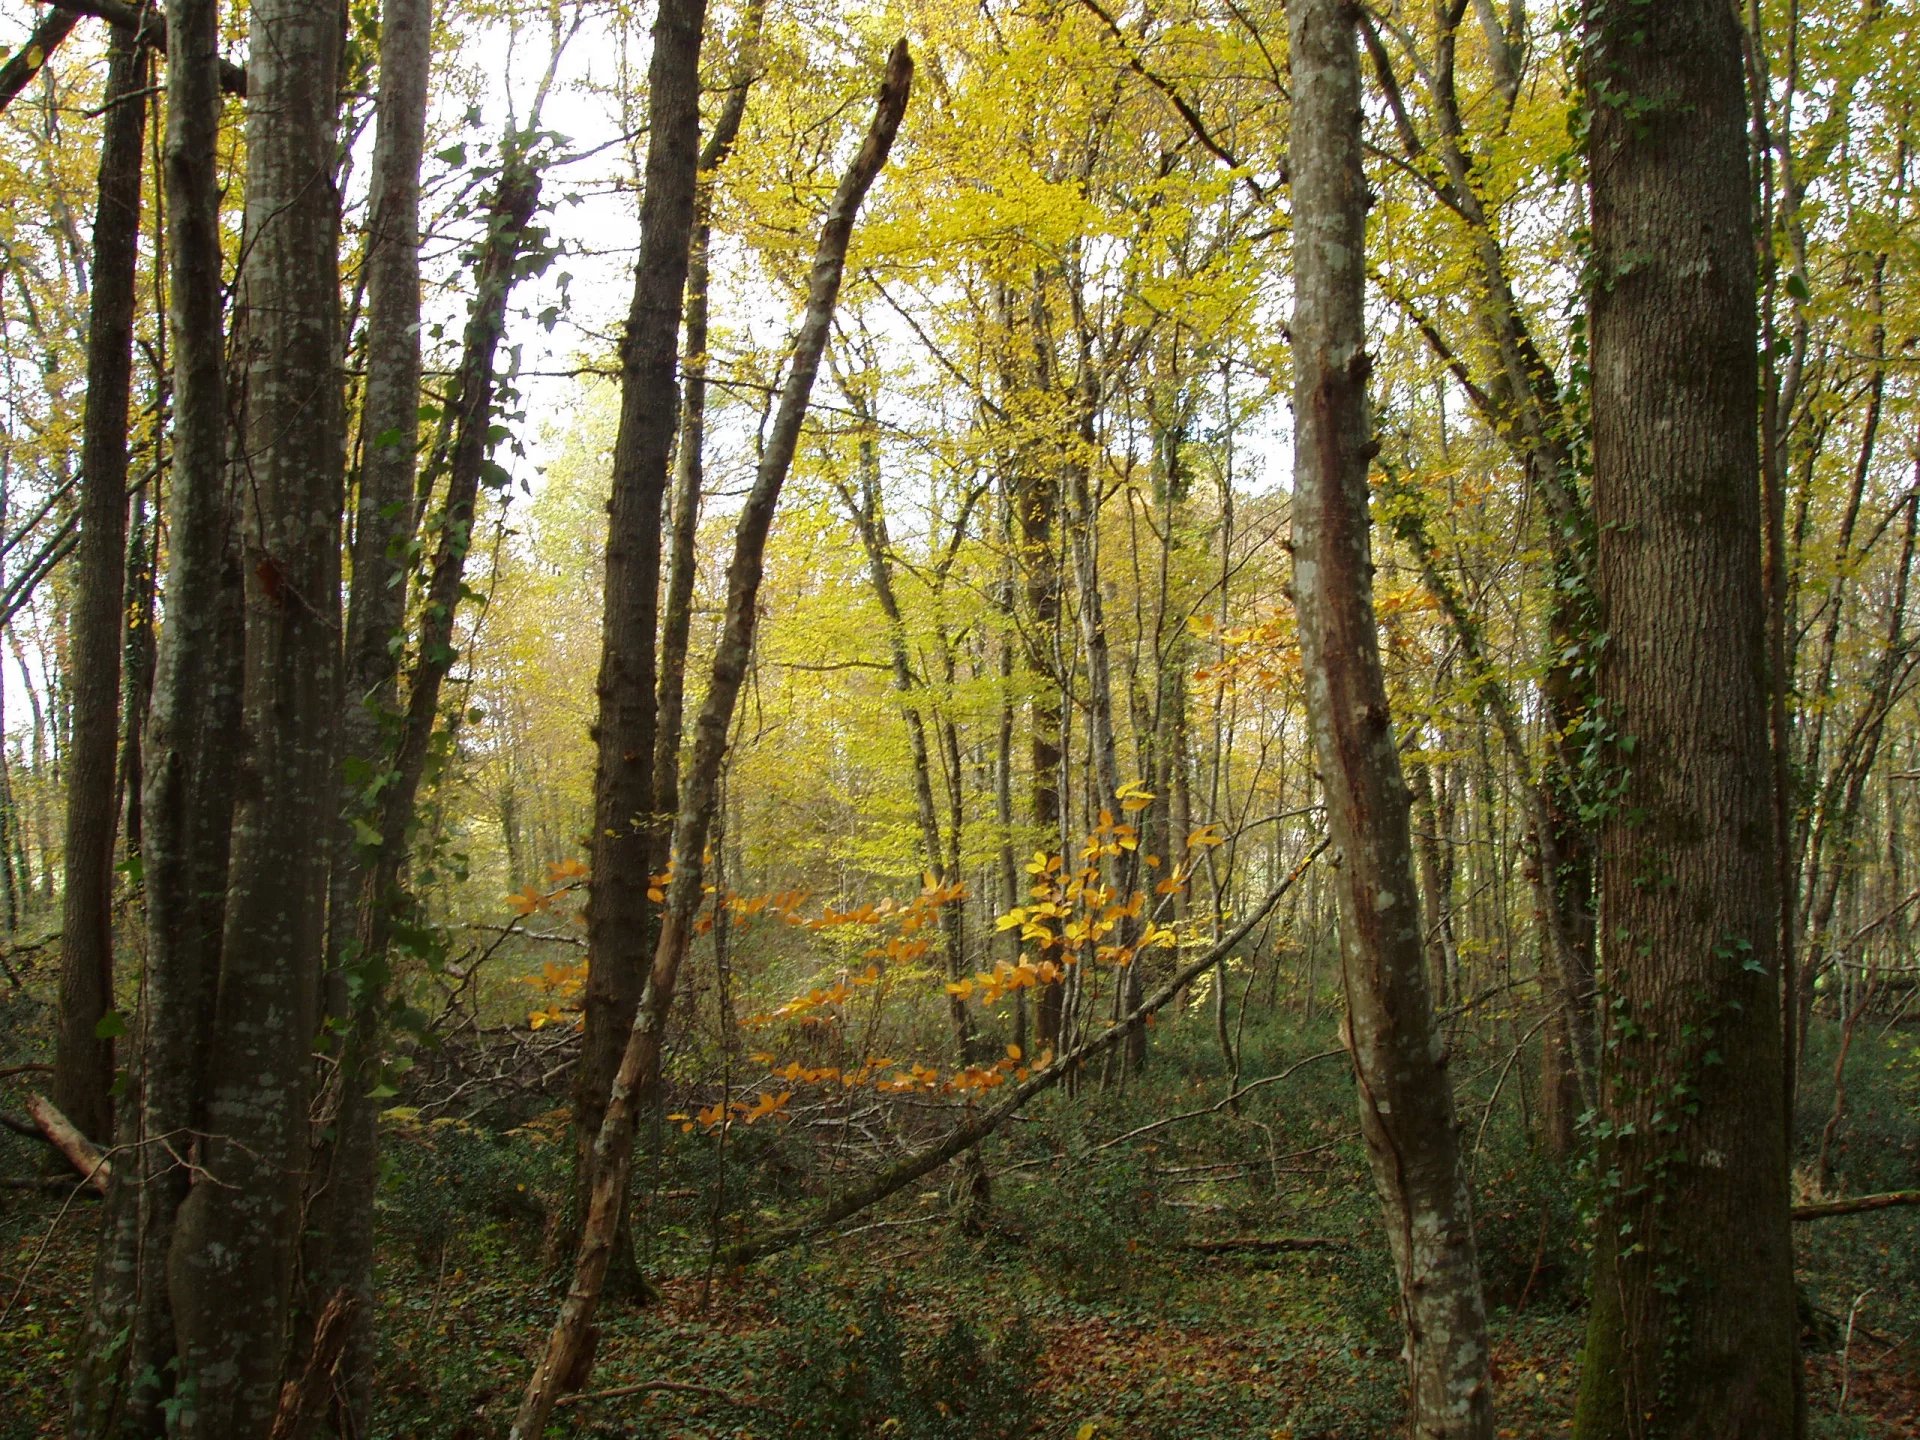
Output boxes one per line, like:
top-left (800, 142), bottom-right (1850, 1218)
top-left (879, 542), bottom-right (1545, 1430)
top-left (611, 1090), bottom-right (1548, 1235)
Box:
top-left (166, 0), bottom-right (345, 1430)
top-left (54, 22), bottom-right (147, 1147)
top-left (1573, 1), bottom-right (1802, 1434)
top-left (119, 479), bottom-right (157, 859)
top-left (576, 0), bottom-right (709, 1195)
top-left (512, 46), bottom-right (911, 1434)
top-left (71, 0), bottom-right (244, 1429)
top-left (293, 0), bottom-right (432, 1428)
top-left (1288, 3), bottom-right (1494, 1435)
top-left (654, 0), bottom-right (763, 822)
top-left (837, 413), bottom-right (978, 1060)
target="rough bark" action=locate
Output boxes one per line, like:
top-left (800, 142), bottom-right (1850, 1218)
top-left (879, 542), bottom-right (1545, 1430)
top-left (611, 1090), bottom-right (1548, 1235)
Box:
top-left (511, 45), bottom-right (913, 1437)
top-left (1287, 2), bottom-right (1495, 1436)
top-left (1572, 1), bottom-right (1802, 1434)
top-left (166, 0), bottom-right (344, 1431)
top-left (54, 21), bottom-right (147, 1147)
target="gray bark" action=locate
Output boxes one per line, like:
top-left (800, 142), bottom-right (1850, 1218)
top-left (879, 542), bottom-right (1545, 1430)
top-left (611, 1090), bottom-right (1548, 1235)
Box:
top-left (296, 0), bottom-right (432, 1427)
top-left (1287, 1), bottom-right (1495, 1435)
top-left (166, 0), bottom-right (345, 1430)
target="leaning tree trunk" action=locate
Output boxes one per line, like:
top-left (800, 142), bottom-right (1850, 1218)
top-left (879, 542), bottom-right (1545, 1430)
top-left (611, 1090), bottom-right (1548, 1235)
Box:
top-left (53, 21), bottom-right (147, 1148)
top-left (166, 0), bottom-right (345, 1431)
top-left (1287, 2), bottom-right (1495, 1437)
top-left (511, 43), bottom-right (913, 1437)
top-left (1572, 1), bottom-right (1802, 1433)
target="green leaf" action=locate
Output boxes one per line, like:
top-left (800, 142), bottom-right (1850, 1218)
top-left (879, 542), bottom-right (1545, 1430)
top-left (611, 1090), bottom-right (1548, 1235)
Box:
top-left (1783, 271), bottom-right (1810, 302)
top-left (94, 1010), bottom-right (127, 1040)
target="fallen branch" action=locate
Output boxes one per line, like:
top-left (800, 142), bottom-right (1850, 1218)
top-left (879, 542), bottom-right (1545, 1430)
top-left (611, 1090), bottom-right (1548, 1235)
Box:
top-left (25, 1093), bottom-right (110, 1193)
top-left (558, 1379), bottom-right (752, 1407)
top-left (715, 837), bottom-right (1329, 1267)
top-left (1792, 1190), bottom-right (1920, 1222)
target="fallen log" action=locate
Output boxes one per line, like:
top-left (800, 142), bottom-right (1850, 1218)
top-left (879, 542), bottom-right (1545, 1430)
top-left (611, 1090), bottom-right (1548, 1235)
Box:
top-left (25, 1093), bottom-right (111, 1193)
top-left (1791, 1190), bottom-right (1920, 1222)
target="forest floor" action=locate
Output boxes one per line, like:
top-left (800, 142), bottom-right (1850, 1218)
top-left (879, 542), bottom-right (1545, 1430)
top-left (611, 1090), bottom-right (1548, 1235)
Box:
top-left (4, 983), bottom-right (1918, 1438)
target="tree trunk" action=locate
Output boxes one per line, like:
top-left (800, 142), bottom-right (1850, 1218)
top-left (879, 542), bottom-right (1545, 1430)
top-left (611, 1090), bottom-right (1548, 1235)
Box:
top-left (293, 0), bottom-right (432, 1428)
top-left (654, 0), bottom-right (763, 825)
top-left (1572, 1), bottom-right (1803, 1433)
top-left (511, 45), bottom-right (912, 1435)
top-left (166, 0), bottom-right (345, 1430)
top-left (1288, 2), bottom-right (1495, 1436)
top-left (53, 21), bottom-right (146, 1147)
top-left (71, 0), bottom-right (245, 1429)
top-left (576, 0), bottom-right (708, 1190)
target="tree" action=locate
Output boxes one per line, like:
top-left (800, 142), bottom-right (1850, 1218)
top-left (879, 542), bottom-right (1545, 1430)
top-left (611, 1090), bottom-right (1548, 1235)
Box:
top-left (165, 0), bottom-right (345, 1429)
top-left (69, 0), bottom-right (243, 1428)
top-left (1287, 0), bottom-right (1495, 1435)
top-left (1572, 0), bottom-right (1802, 1432)
top-left (52, 15), bottom-right (147, 1146)
top-left (573, 0), bottom-right (709, 1283)
top-left (512, 40), bottom-right (914, 1433)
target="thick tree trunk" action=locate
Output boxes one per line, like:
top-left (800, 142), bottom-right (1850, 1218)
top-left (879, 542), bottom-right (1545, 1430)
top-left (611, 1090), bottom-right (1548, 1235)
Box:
top-left (1572, 1), bottom-right (1803, 1434)
top-left (1287, 3), bottom-right (1495, 1436)
top-left (166, 0), bottom-right (344, 1431)
top-left (511, 46), bottom-right (912, 1436)
top-left (53, 22), bottom-right (146, 1147)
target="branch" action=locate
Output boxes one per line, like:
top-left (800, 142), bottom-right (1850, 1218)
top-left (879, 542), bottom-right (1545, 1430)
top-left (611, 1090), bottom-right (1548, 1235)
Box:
top-left (1792, 1190), bottom-right (1920, 1222)
top-left (0, 9), bottom-right (76, 111)
top-left (33, 0), bottom-right (247, 95)
top-left (716, 837), bottom-right (1328, 1267)
top-left (558, 1379), bottom-right (752, 1407)
top-left (25, 1093), bottom-right (111, 1193)
top-left (1074, 0), bottom-right (1274, 198)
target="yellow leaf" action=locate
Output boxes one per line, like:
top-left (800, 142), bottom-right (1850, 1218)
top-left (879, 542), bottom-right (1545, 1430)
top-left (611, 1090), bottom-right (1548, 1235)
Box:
top-left (1077, 1425), bottom-right (1098, 1440)
top-left (1006, 1043), bottom-right (1022, 1061)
